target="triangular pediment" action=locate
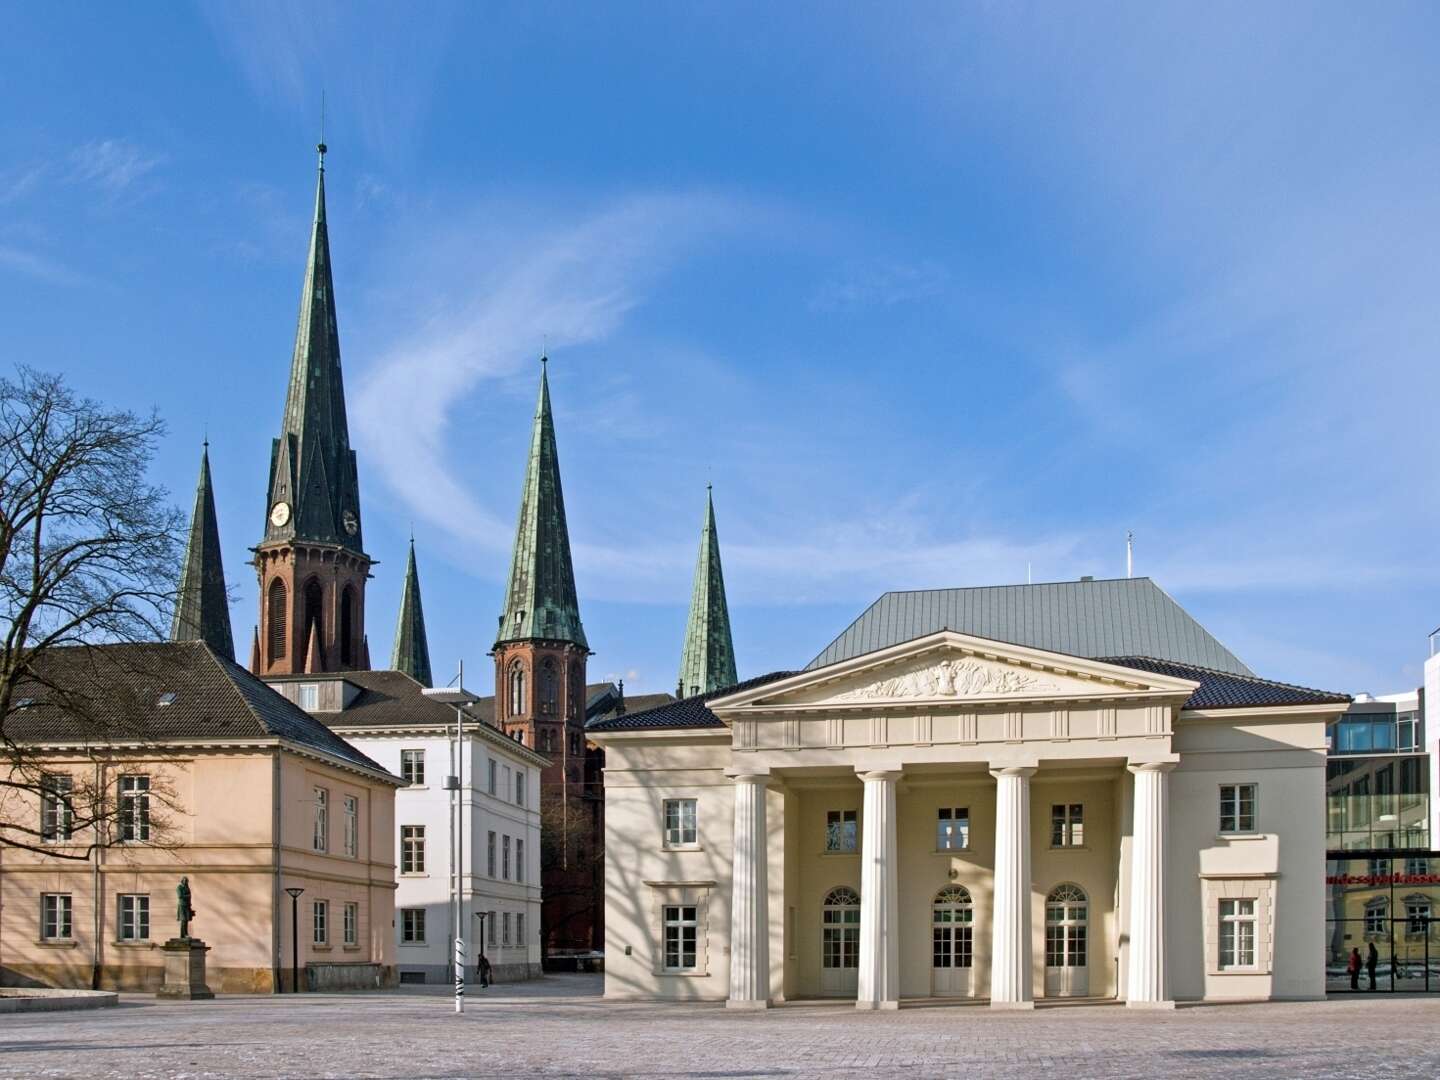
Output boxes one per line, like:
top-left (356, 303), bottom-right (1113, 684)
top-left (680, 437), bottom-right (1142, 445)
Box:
top-left (712, 630), bottom-right (1199, 714)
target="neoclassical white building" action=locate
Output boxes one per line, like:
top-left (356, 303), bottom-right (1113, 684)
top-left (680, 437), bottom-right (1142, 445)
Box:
top-left (591, 579), bottom-right (1349, 1007)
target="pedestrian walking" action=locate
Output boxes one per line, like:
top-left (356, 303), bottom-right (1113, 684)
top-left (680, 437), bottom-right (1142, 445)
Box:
top-left (1347, 947), bottom-right (1361, 990)
top-left (1367, 941), bottom-right (1379, 990)
top-left (477, 954), bottom-right (492, 989)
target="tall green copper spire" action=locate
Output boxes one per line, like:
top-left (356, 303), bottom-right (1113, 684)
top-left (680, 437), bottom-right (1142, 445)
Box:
top-left (391, 538), bottom-right (433, 687)
top-left (676, 486), bottom-right (736, 697)
top-left (495, 360), bottom-right (588, 650)
top-left (262, 143), bottom-right (365, 554)
top-left (172, 442), bottom-right (235, 661)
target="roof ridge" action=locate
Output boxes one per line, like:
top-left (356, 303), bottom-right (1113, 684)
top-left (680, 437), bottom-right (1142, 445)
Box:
top-left (876, 577), bottom-right (1153, 598)
top-left (1102, 654), bottom-right (1347, 698)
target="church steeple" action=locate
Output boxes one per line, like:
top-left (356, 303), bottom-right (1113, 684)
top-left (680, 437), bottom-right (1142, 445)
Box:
top-left (172, 442), bottom-right (235, 661)
top-left (253, 145), bottom-right (371, 677)
top-left (263, 142), bottom-right (364, 554)
top-left (495, 360), bottom-right (587, 651)
top-left (391, 539), bottom-right (433, 687)
top-left (676, 486), bottom-right (737, 697)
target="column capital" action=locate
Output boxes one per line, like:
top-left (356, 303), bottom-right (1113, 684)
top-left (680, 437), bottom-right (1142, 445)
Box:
top-left (855, 768), bottom-right (903, 783)
top-left (727, 771), bottom-right (772, 787)
top-left (988, 765), bottom-right (1038, 780)
top-left (1126, 760), bottom-right (1178, 775)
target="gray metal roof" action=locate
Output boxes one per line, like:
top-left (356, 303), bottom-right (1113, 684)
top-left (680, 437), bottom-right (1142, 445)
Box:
top-left (806, 578), bottom-right (1254, 677)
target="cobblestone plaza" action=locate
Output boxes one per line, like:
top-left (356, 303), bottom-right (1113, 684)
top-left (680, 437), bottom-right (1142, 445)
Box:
top-left (3, 975), bottom-right (1437, 1079)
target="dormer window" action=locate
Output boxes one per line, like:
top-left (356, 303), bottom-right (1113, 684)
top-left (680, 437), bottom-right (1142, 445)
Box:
top-left (299, 684), bottom-right (319, 711)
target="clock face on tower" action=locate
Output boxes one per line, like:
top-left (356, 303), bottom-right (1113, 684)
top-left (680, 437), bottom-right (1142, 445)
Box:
top-left (269, 501), bottom-right (291, 528)
top-left (342, 509), bottom-right (358, 536)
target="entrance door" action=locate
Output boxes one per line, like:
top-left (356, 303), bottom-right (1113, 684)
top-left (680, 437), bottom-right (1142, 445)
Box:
top-left (821, 886), bottom-right (860, 996)
top-left (1044, 883), bottom-right (1089, 997)
top-left (931, 886), bottom-right (974, 997)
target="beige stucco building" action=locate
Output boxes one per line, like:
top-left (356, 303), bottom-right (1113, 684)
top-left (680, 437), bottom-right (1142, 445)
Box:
top-left (591, 579), bottom-right (1349, 1007)
top-left (0, 642), bottom-right (401, 993)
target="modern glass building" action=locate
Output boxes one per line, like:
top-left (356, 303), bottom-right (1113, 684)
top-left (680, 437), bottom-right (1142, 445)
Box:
top-left (1325, 692), bottom-right (1439, 992)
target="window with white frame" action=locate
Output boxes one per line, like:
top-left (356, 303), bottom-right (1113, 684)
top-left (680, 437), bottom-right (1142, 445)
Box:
top-left (936, 807), bottom-right (969, 850)
top-left (487, 831), bottom-right (496, 876)
top-left (664, 798), bottom-right (698, 847)
top-left (516, 771), bottom-right (526, 807)
top-left (662, 905), bottom-right (699, 972)
top-left (41, 773), bottom-right (74, 842)
top-left (118, 894), bottom-right (149, 941)
top-left (502, 835), bottom-right (511, 880)
top-left (1218, 899), bottom-right (1256, 968)
top-left (41, 893), bottom-right (72, 940)
top-left (119, 774), bottom-right (151, 842)
top-left (312, 787), bottom-right (328, 852)
top-left (401, 908), bottom-right (425, 943)
top-left (488, 759), bottom-right (497, 796)
top-left (516, 838), bottom-right (525, 884)
top-left (343, 902), bottom-right (358, 946)
top-left (1406, 897), bottom-right (1432, 936)
top-left (400, 825), bottom-right (425, 874)
top-left (1365, 899), bottom-right (1388, 935)
top-left (1219, 784), bottom-right (1258, 834)
top-left (313, 900), bottom-right (329, 945)
top-left (825, 809), bottom-right (858, 853)
top-left (343, 795), bottom-right (359, 857)
top-left (1051, 803), bottom-right (1083, 847)
top-left (400, 749), bottom-right (425, 786)
top-left (298, 683), bottom-right (319, 711)
top-left (502, 911), bottom-right (511, 946)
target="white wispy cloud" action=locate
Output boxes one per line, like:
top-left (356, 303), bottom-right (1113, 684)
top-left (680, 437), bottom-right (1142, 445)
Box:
top-left (809, 258), bottom-right (949, 313)
top-left (68, 138), bottom-right (164, 194)
top-left (0, 245), bottom-right (90, 287)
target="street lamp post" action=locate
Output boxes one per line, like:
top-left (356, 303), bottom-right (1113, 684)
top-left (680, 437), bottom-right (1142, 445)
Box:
top-left (474, 911), bottom-right (488, 987)
top-left (424, 665), bottom-right (479, 1016)
top-left (284, 886), bottom-right (305, 993)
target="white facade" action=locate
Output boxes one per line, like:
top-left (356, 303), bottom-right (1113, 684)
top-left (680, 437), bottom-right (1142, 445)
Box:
top-left (595, 630), bottom-right (1344, 1006)
top-left (342, 725), bottom-right (546, 984)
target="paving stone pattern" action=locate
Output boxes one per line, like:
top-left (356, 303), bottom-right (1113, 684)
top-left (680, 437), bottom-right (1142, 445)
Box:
top-left (1, 975), bottom-right (1436, 1079)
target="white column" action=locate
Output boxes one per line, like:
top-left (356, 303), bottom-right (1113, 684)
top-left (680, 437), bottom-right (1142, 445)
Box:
top-left (856, 769), bottom-right (901, 1009)
top-left (990, 766), bottom-right (1036, 1009)
top-left (728, 773), bottom-right (771, 1009)
top-left (1126, 761), bottom-right (1176, 1008)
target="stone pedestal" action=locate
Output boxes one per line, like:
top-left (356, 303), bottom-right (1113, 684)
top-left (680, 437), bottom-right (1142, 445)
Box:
top-left (157, 939), bottom-right (214, 1000)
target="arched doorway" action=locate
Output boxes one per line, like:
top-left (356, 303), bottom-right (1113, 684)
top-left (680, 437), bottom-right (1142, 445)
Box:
top-left (820, 886), bottom-right (860, 996)
top-left (931, 885), bottom-right (974, 997)
top-left (1044, 883), bottom-right (1089, 997)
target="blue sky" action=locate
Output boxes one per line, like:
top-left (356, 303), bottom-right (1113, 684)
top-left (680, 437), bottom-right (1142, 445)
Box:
top-left (3, 3), bottom-right (1438, 697)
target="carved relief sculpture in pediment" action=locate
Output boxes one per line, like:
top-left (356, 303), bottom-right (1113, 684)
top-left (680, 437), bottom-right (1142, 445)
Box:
top-left (828, 657), bottom-right (1062, 703)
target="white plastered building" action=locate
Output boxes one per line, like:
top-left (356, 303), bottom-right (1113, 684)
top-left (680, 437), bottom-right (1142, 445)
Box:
top-left (591, 579), bottom-right (1349, 1007)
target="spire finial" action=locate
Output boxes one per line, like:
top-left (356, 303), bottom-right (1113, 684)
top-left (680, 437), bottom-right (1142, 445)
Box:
top-left (317, 90), bottom-right (327, 165)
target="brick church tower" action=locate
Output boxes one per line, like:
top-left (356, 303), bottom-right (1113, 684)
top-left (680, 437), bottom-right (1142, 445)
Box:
top-left (251, 144), bottom-right (371, 676)
top-left (493, 359), bottom-right (599, 953)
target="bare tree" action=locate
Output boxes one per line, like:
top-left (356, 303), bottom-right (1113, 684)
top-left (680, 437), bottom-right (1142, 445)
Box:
top-left (0, 367), bottom-right (184, 858)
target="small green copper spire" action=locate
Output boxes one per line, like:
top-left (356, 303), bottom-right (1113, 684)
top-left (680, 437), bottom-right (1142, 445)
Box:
top-left (263, 143), bottom-right (364, 554)
top-left (172, 442), bottom-right (235, 661)
top-left (495, 359), bottom-right (588, 649)
top-left (390, 538), bottom-right (432, 687)
top-left (677, 485), bottom-right (736, 697)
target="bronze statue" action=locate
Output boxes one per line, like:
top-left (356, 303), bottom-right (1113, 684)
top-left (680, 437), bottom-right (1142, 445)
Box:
top-left (176, 876), bottom-right (195, 939)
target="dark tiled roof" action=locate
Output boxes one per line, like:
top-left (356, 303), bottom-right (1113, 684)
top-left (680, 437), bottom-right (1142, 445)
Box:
top-left (1101, 656), bottom-right (1350, 710)
top-left (808, 578), bottom-right (1254, 676)
top-left (587, 672), bottom-right (797, 732)
top-left (11, 642), bottom-right (392, 777)
top-left (273, 669), bottom-right (496, 728)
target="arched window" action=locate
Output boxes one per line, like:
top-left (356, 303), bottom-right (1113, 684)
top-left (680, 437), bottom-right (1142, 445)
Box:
top-left (509, 660), bottom-right (526, 718)
top-left (932, 886), bottom-right (974, 972)
top-left (302, 578), bottom-right (324, 663)
top-left (266, 578), bottom-right (287, 663)
top-left (541, 659), bottom-right (557, 714)
top-left (1045, 884), bottom-right (1088, 972)
top-left (821, 887), bottom-right (861, 993)
top-left (339, 585), bottom-right (355, 666)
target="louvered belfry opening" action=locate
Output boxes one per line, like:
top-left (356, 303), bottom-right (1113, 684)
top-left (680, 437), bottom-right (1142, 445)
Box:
top-left (267, 578), bottom-right (287, 663)
top-left (340, 585), bottom-right (355, 666)
top-left (303, 578), bottom-right (324, 665)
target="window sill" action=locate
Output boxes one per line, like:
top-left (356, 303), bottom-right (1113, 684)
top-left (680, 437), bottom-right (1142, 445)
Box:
top-left (342, 945), bottom-right (362, 952)
top-left (37, 939), bottom-right (78, 948)
top-left (400, 873), bottom-right (429, 879)
top-left (399, 942), bottom-right (428, 949)
top-left (1216, 832), bottom-right (1265, 841)
top-left (312, 945), bottom-right (333, 953)
top-left (657, 969), bottom-right (708, 978)
top-left (933, 847), bottom-right (972, 855)
top-left (820, 850), bottom-right (858, 858)
top-left (662, 845), bottom-right (703, 854)
top-left (404, 785), bottom-right (429, 791)
top-left (1211, 967), bottom-right (1268, 976)
top-left (112, 940), bottom-right (155, 949)
top-left (1049, 845), bottom-right (1089, 852)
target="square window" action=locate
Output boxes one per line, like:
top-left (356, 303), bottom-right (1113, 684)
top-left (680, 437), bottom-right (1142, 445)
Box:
top-left (41, 893), bottom-right (72, 940)
top-left (937, 807), bottom-right (970, 850)
top-left (401, 908), bottom-right (425, 943)
top-left (825, 809), bottom-right (858, 853)
top-left (664, 799), bottom-right (698, 847)
top-left (299, 683), bottom-right (319, 711)
top-left (400, 750), bottom-right (425, 787)
top-left (118, 894), bottom-right (149, 941)
top-left (1051, 804), bottom-right (1084, 847)
top-left (1220, 784), bottom-right (1258, 834)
